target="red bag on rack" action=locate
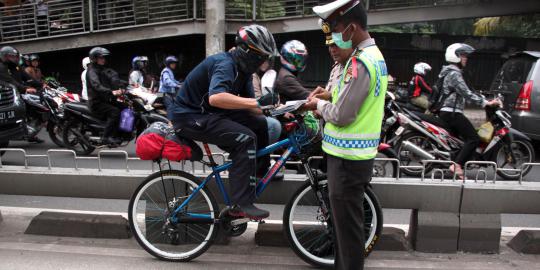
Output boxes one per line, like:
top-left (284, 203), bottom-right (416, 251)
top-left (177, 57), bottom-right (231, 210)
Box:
top-left (136, 122), bottom-right (195, 161)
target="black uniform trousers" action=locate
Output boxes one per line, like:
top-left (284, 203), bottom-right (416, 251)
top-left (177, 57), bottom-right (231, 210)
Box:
top-left (327, 154), bottom-right (374, 270)
top-left (173, 111), bottom-right (269, 206)
top-left (439, 111), bottom-right (480, 166)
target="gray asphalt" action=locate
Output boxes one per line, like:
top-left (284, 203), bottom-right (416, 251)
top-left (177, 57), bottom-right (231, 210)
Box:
top-left (1, 208), bottom-right (539, 270)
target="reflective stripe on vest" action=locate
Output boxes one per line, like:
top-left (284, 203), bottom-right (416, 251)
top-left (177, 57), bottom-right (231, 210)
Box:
top-left (322, 45), bottom-right (388, 161)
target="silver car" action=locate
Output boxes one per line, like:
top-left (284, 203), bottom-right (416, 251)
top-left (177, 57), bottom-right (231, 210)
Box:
top-left (490, 51), bottom-right (540, 140)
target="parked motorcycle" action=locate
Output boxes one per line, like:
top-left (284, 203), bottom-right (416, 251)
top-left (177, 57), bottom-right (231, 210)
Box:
top-left (62, 92), bottom-right (168, 155)
top-left (393, 100), bottom-right (535, 180)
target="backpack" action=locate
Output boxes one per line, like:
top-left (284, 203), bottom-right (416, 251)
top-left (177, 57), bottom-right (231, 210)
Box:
top-left (428, 71), bottom-right (457, 113)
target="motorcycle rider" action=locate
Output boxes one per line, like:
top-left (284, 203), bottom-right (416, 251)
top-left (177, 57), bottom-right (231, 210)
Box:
top-left (252, 60), bottom-right (282, 144)
top-left (0, 46), bottom-right (37, 94)
top-left (129, 56), bottom-right (149, 89)
top-left (24, 54), bottom-right (44, 84)
top-left (274, 40), bottom-right (312, 103)
top-left (408, 62), bottom-right (432, 110)
top-left (86, 47), bottom-right (125, 146)
top-left (0, 46), bottom-right (43, 143)
top-left (81, 57), bottom-right (91, 100)
top-left (437, 43), bottom-right (500, 178)
top-left (159, 55), bottom-right (182, 109)
top-left (168, 24), bottom-right (279, 220)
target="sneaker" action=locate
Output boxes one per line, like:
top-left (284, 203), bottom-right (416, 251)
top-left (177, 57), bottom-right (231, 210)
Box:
top-left (229, 204), bottom-right (269, 220)
top-left (27, 136), bottom-right (44, 144)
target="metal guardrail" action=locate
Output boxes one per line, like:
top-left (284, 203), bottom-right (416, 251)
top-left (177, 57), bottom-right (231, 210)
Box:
top-left (0, 0), bottom-right (482, 43)
top-left (1, 147), bottom-right (537, 183)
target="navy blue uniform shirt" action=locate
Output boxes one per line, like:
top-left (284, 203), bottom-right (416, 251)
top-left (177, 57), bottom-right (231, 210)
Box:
top-left (169, 52), bottom-right (254, 116)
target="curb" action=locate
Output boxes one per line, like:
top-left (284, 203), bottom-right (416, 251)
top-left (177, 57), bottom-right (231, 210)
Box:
top-left (255, 223), bottom-right (410, 251)
top-left (507, 230), bottom-right (540, 254)
top-left (374, 226), bottom-right (411, 251)
top-left (25, 211), bottom-right (131, 239)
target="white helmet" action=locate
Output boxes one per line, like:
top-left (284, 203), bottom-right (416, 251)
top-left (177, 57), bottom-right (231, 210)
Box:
top-left (82, 57), bottom-right (91, 70)
top-left (413, 62), bottom-right (431, 76)
top-left (445, 43), bottom-right (475, 63)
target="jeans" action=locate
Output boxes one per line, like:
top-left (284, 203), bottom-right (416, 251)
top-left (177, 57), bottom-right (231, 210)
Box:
top-left (265, 117), bottom-right (282, 144)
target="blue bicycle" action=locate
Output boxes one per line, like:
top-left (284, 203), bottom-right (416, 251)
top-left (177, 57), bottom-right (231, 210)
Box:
top-left (128, 104), bottom-right (383, 268)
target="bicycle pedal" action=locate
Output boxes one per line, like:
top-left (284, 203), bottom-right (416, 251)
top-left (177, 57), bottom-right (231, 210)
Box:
top-left (230, 218), bottom-right (250, 226)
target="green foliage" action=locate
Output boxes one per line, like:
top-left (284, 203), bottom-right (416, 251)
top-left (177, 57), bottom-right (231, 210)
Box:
top-left (369, 14), bottom-right (540, 38)
top-left (473, 14), bottom-right (540, 38)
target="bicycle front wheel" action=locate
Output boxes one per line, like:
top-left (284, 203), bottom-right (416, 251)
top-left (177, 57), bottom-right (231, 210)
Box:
top-left (128, 170), bottom-right (219, 262)
top-left (283, 180), bottom-right (383, 268)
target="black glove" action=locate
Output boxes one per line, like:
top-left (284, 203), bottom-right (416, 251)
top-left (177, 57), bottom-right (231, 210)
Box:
top-left (257, 92), bottom-right (279, 107)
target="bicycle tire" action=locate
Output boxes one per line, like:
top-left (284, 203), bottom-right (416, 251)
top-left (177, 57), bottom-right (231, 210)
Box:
top-left (129, 170), bottom-right (219, 262)
top-left (283, 180), bottom-right (383, 268)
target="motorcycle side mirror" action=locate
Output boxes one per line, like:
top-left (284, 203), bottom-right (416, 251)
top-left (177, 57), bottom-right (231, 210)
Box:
top-left (261, 69), bottom-right (277, 96)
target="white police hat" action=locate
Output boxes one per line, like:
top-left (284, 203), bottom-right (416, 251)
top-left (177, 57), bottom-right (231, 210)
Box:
top-left (313, 0), bottom-right (361, 22)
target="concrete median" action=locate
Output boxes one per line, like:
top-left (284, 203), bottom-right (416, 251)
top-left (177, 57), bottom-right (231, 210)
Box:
top-left (3, 166), bottom-right (540, 254)
top-left (459, 181), bottom-right (540, 253)
top-left (25, 211), bottom-right (131, 239)
top-left (507, 230), bottom-right (540, 254)
top-left (255, 223), bottom-right (410, 251)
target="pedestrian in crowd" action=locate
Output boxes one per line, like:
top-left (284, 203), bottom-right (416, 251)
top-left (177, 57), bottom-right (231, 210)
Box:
top-left (80, 56), bottom-right (90, 100)
top-left (33, 0), bottom-right (49, 37)
top-left (408, 62), bottom-right (433, 110)
top-left (305, 1), bottom-right (388, 269)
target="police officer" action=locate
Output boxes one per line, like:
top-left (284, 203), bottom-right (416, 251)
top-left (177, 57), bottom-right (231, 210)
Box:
top-left (304, 1), bottom-right (388, 269)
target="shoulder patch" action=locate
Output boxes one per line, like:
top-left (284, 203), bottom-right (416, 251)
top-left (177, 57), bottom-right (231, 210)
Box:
top-left (344, 65), bottom-right (353, 83)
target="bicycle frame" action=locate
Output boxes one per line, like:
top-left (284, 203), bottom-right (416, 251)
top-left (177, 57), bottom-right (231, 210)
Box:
top-left (170, 130), bottom-right (307, 222)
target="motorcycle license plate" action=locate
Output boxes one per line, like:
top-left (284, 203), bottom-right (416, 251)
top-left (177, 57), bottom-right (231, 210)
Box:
top-left (0, 110), bottom-right (15, 121)
top-left (395, 126), bottom-right (405, 136)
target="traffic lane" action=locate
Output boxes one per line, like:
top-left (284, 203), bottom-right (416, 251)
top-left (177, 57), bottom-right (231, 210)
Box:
top-left (0, 214), bottom-right (309, 270)
top-left (1, 212), bottom-right (538, 270)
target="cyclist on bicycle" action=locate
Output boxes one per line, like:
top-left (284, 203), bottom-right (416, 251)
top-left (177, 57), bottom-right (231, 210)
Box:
top-left (168, 24), bottom-right (279, 220)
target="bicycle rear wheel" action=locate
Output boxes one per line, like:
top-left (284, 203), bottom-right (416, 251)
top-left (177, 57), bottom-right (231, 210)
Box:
top-left (283, 180), bottom-right (382, 268)
top-left (128, 170), bottom-right (219, 261)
